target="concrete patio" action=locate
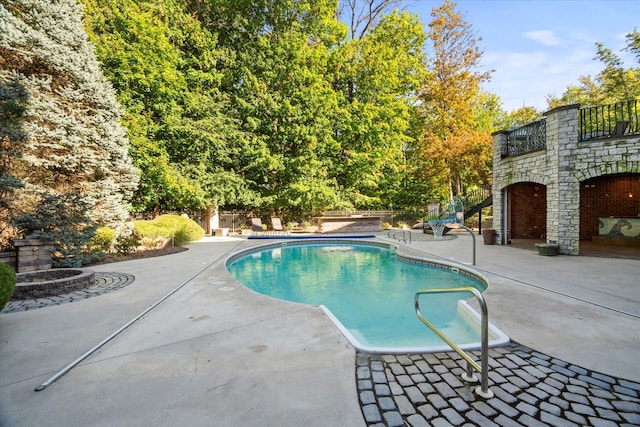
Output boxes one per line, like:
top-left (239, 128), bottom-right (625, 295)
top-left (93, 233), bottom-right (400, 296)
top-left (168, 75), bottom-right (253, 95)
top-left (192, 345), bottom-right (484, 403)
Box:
top-left (0, 232), bottom-right (638, 426)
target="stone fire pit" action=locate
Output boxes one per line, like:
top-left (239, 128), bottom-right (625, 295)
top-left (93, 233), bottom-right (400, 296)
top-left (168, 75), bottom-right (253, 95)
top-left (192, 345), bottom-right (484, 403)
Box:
top-left (13, 269), bottom-right (96, 299)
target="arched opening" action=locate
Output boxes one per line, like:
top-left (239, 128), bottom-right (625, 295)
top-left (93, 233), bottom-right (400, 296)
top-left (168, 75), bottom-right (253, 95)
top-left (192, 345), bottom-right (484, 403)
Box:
top-left (580, 173), bottom-right (640, 248)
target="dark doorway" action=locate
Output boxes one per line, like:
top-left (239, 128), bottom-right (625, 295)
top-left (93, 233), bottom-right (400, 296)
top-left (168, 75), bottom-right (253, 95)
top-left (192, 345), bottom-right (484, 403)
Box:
top-left (508, 182), bottom-right (547, 239)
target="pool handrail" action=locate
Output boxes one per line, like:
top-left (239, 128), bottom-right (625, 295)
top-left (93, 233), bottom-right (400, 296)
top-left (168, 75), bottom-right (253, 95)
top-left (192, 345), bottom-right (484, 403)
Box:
top-left (445, 223), bottom-right (476, 265)
top-left (414, 286), bottom-right (494, 399)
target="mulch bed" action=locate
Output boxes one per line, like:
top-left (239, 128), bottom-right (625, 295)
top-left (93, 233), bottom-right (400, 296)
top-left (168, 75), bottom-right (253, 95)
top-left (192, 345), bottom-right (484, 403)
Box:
top-left (86, 246), bottom-right (188, 266)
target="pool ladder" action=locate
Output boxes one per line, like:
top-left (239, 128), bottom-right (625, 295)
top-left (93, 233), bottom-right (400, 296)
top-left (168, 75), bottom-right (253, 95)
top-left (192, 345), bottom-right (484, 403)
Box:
top-left (415, 287), bottom-right (494, 399)
top-left (387, 229), bottom-right (411, 244)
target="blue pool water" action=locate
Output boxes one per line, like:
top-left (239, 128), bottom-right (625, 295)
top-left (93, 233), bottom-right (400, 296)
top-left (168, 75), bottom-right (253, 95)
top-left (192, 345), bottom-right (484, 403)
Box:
top-left (227, 242), bottom-right (493, 351)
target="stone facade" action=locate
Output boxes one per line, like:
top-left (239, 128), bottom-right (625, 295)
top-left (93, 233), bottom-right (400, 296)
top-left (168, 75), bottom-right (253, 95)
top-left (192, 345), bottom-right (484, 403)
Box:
top-left (492, 104), bottom-right (640, 255)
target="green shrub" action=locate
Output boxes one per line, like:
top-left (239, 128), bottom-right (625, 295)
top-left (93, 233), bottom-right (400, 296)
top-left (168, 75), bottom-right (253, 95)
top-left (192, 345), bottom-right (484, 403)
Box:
top-left (153, 215), bottom-right (204, 242)
top-left (134, 215), bottom-right (204, 247)
top-left (173, 226), bottom-right (191, 246)
top-left (114, 234), bottom-right (137, 255)
top-left (0, 263), bottom-right (16, 311)
top-left (133, 221), bottom-right (166, 238)
top-left (88, 227), bottom-right (115, 252)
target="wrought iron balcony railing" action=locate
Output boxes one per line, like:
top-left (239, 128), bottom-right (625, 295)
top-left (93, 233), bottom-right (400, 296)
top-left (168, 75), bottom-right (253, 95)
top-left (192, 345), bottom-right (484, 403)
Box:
top-left (579, 99), bottom-right (639, 141)
top-left (502, 118), bottom-right (546, 157)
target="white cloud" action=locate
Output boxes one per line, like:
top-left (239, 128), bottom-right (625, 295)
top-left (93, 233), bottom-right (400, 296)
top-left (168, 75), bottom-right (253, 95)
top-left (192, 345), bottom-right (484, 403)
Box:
top-left (523, 30), bottom-right (562, 46)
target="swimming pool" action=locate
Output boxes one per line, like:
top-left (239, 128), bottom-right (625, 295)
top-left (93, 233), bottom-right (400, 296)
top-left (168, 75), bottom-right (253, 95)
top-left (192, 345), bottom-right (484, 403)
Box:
top-left (227, 240), bottom-right (509, 353)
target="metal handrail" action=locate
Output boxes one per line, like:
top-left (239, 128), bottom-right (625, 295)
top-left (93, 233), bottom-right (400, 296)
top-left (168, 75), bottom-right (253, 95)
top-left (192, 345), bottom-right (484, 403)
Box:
top-left (415, 286), bottom-right (494, 398)
top-left (387, 229), bottom-right (411, 244)
top-left (446, 224), bottom-right (476, 265)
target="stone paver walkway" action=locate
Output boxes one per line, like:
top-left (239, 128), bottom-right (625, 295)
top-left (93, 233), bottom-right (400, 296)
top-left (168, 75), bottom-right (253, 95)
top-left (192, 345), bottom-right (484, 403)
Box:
top-left (357, 343), bottom-right (640, 427)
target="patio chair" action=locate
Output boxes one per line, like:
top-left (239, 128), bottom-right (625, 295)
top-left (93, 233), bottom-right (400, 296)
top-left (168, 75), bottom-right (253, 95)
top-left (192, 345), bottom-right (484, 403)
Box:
top-left (271, 217), bottom-right (289, 235)
top-left (613, 120), bottom-right (629, 136)
top-left (251, 218), bottom-right (264, 235)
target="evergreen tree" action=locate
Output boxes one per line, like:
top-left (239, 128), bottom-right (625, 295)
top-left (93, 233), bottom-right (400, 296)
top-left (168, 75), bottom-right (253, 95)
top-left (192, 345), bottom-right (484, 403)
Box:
top-left (0, 0), bottom-right (139, 255)
top-left (0, 79), bottom-right (26, 248)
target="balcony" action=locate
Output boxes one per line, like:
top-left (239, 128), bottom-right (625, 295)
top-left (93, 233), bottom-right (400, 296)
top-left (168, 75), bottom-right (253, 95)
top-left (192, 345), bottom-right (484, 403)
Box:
top-left (579, 99), bottom-right (639, 141)
top-left (501, 118), bottom-right (546, 158)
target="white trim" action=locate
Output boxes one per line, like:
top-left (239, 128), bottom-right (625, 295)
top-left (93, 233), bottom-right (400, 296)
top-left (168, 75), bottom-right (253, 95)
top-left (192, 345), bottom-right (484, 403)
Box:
top-left (320, 301), bottom-right (510, 354)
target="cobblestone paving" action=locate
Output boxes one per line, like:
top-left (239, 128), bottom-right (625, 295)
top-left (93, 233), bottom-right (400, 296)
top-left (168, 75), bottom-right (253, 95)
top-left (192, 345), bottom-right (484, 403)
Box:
top-left (357, 342), bottom-right (640, 427)
top-left (1, 272), bottom-right (135, 314)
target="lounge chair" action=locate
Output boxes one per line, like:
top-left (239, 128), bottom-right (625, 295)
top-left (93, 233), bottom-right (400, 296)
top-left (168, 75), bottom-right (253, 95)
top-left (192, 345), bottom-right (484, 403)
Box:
top-left (251, 218), bottom-right (263, 235)
top-left (271, 217), bottom-right (289, 235)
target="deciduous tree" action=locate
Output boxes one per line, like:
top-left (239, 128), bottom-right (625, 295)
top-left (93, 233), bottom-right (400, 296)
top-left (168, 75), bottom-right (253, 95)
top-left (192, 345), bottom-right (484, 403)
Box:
top-left (332, 10), bottom-right (427, 208)
top-left (416, 0), bottom-right (492, 199)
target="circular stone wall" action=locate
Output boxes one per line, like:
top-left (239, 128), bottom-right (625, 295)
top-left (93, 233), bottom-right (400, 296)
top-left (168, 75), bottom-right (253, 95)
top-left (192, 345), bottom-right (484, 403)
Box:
top-left (13, 269), bottom-right (96, 299)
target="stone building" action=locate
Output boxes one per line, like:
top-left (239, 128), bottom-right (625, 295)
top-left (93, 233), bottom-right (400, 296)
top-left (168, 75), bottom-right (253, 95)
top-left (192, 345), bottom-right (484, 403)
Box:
top-left (491, 102), bottom-right (639, 255)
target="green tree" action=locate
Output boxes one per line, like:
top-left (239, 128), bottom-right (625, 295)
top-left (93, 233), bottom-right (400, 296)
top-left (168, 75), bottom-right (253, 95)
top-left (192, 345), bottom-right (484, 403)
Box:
top-left (78, 0), bottom-right (485, 216)
top-left (81, 0), bottom-right (259, 213)
top-left (498, 105), bottom-right (542, 130)
top-left (332, 10), bottom-right (427, 209)
top-left (206, 0), bottom-right (347, 214)
top-left (625, 29), bottom-right (640, 62)
top-left (0, 82), bottom-right (26, 248)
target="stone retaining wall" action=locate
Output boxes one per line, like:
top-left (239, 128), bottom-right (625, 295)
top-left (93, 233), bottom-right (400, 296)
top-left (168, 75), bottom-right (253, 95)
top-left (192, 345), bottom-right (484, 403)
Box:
top-left (316, 216), bottom-right (381, 233)
top-left (13, 269), bottom-right (95, 299)
top-left (0, 252), bottom-right (17, 270)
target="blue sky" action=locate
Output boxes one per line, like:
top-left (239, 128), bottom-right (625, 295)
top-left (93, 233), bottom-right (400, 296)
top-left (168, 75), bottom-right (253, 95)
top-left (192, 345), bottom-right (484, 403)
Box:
top-left (402, 0), bottom-right (640, 112)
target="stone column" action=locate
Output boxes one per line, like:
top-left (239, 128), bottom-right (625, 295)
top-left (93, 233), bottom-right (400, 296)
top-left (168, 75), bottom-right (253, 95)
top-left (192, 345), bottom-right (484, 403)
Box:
top-left (12, 237), bottom-right (53, 273)
top-left (491, 131), bottom-right (509, 244)
top-left (545, 105), bottom-right (580, 255)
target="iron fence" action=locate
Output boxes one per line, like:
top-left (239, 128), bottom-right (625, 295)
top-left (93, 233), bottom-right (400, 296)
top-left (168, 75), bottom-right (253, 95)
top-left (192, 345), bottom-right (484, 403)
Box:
top-left (503, 118), bottom-right (546, 157)
top-left (579, 99), bottom-right (639, 141)
top-left (218, 212), bottom-right (251, 231)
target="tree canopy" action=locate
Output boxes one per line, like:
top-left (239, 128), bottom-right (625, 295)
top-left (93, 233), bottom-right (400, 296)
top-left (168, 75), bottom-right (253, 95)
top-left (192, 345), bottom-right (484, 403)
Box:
top-left (78, 0), bottom-right (439, 215)
top-left (4, 0), bottom-right (520, 236)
